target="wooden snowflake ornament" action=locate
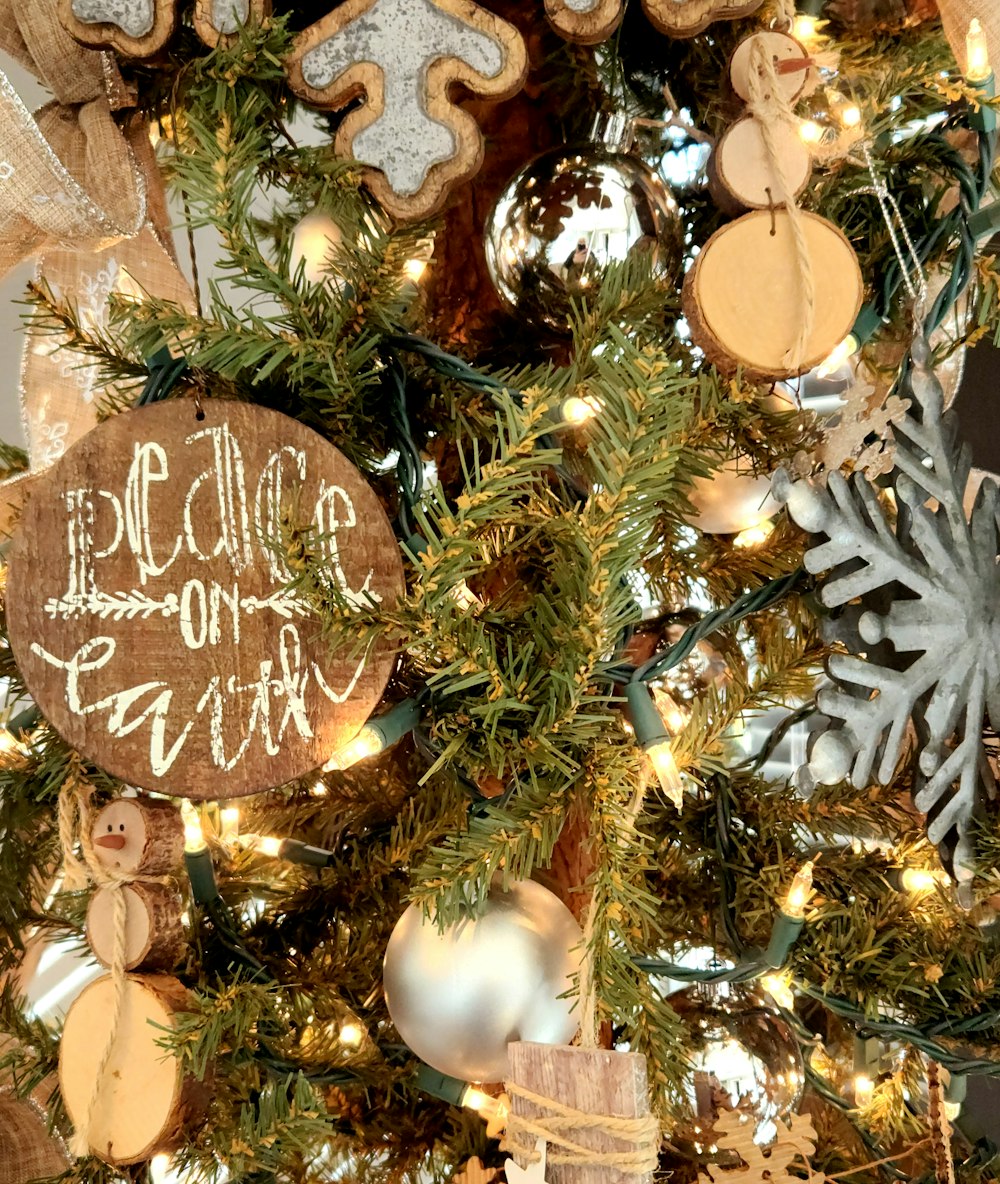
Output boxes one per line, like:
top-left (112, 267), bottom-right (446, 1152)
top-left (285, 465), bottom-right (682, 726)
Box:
top-left (454, 1157), bottom-right (499, 1184)
top-left (286, 0), bottom-right (527, 221)
top-left (60, 0), bottom-right (268, 56)
top-left (545, 0), bottom-right (763, 42)
top-left (701, 1111), bottom-right (825, 1184)
top-left (775, 332), bottom-right (1000, 884)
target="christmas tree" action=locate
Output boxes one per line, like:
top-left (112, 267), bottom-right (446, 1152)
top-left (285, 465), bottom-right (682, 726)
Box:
top-left (1, 0), bottom-right (1000, 1181)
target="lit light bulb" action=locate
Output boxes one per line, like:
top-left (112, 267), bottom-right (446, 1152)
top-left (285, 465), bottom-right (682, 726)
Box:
top-left (220, 806), bottom-right (240, 843)
top-left (652, 689), bottom-right (688, 736)
top-left (339, 1021), bottom-right (365, 1047)
top-left (462, 1086), bottom-right (510, 1136)
top-left (732, 520), bottom-right (775, 549)
top-left (252, 835), bottom-right (283, 858)
top-left (647, 740), bottom-right (683, 810)
top-left (181, 800), bottom-right (207, 854)
top-left (289, 211), bottom-right (344, 288)
top-left (782, 861), bottom-right (815, 920)
top-left (792, 13), bottom-right (820, 43)
top-left (816, 333), bottom-right (859, 378)
top-left (798, 119), bottom-right (823, 146)
top-left (853, 1072), bottom-right (875, 1107)
top-left (403, 257), bottom-right (428, 283)
top-left (840, 104), bottom-right (862, 128)
top-left (561, 395), bottom-right (603, 425)
top-left (761, 972), bottom-right (795, 1010)
top-left (967, 18), bottom-right (992, 83)
top-left (324, 725), bottom-right (383, 771)
top-left (900, 867), bottom-right (937, 894)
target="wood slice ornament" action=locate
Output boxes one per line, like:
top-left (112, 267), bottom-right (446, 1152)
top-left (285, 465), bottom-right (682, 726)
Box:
top-left (6, 400), bottom-right (404, 798)
top-left (709, 115), bottom-right (812, 213)
top-left (60, 0), bottom-right (269, 56)
top-left (87, 882), bottom-right (185, 971)
top-left (683, 209), bottom-right (863, 381)
top-left (59, 973), bottom-right (202, 1164)
top-left (285, 0), bottom-right (527, 221)
top-left (505, 1042), bottom-right (658, 1184)
top-left (91, 797), bottom-right (185, 875)
top-left (729, 31), bottom-right (811, 105)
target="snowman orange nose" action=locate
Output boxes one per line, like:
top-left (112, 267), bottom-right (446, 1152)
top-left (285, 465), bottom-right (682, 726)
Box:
top-left (94, 834), bottom-right (127, 850)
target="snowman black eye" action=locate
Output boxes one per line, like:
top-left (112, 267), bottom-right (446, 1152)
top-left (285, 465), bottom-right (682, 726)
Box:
top-left (119, 824), bottom-right (125, 831)
top-left (106, 824), bottom-right (112, 832)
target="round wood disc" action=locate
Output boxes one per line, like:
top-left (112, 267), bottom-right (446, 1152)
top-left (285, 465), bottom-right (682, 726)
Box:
top-left (712, 115), bottom-right (812, 210)
top-left (730, 31), bottom-right (810, 105)
top-left (86, 882), bottom-right (185, 972)
top-left (59, 974), bottom-right (194, 1164)
top-left (683, 209), bottom-right (863, 381)
top-left (6, 401), bottom-right (404, 798)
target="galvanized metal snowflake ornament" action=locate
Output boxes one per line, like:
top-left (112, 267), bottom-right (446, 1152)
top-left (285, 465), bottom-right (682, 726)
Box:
top-left (773, 332), bottom-right (998, 884)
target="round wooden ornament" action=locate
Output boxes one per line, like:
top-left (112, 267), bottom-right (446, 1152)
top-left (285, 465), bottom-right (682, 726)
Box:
top-left (730, 31), bottom-right (810, 105)
top-left (682, 209), bottom-right (863, 381)
top-left (709, 115), bottom-right (812, 212)
top-left (91, 798), bottom-right (184, 875)
top-left (86, 882), bottom-right (186, 971)
top-left (6, 400), bottom-right (404, 799)
top-left (59, 973), bottom-right (202, 1164)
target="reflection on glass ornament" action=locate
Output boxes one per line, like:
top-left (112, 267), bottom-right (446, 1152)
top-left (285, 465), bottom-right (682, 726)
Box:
top-left (484, 145), bottom-right (683, 331)
top-left (682, 458), bottom-right (779, 535)
top-left (289, 211), bottom-right (344, 288)
top-left (670, 984), bottom-right (804, 1152)
top-left (383, 880), bottom-right (583, 1083)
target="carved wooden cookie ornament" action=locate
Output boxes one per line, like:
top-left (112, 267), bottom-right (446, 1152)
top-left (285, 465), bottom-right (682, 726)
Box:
top-left (60, 0), bottom-right (269, 55)
top-left (285, 0), bottom-right (527, 221)
top-left (545, 0), bottom-right (763, 42)
top-left (6, 400), bottom-right (404, 798)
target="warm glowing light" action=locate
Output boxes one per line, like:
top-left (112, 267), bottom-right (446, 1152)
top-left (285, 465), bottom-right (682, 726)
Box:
top-left (181, 800), bottom-right (207, 854)
top-left (220, 807), bottom-right (240, 843)
top-left (324, 725), bottom-right (383, 771)
top-left (944, 1100), bottom-right (962, 1121)
top-left (150, 1154), bottom-right (174, 1184)
top-left (290, 212), bottom-right (343, 287)
top-left (782, 861), bottom-right (815, 920)
top-left (339, 1021), bottom-right (365, 1047)
top-left (733, 520), bottom-right (775, 549)
top-left (254, 835), bottom-right (283, 858)
top-left (561, 395), bottom-right (603, 425)
top-left (817, 333), bottom-right (859, 378)
top-left (853, 1072), bottom-right (875, 1107)
top-left (462, 1086), bottom-right (510, 1136)
top-left (462, 1087), bottom-right (492, 1113)
top-left (967, 18), bottom-right (992, 83)
top-left (901, 867), bottom-right (937, 894)
top-left (403, 257), bottom-right (428, 283)
top-left (792, 13), bottom-right (820, 43)
top-left (647, 740), bottom-right (684, 810)
top-left (0, 730), bottom-right (24, 757)
top-left (798, 119), bottom-right (823, 145)
top-left (652, 689), bottom-right (688, 736)
top-left (761, 972), bottom-right (795, 1010)
top-left (840, 104), bottom-right (862, 128)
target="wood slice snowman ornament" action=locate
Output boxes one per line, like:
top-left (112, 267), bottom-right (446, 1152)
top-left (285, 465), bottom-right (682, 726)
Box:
top-left (59, 795), bottom-right (202, 1164)
top-left (688, 29), bottom-right (863, 381)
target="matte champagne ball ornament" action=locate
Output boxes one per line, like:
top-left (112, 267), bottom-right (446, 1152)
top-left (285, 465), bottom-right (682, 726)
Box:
top-left (484, 145), bottom-right (683, 332)
top-left (383, 880), bottom-right (583, 1082)
top-left (683, 459), bottom-right (778, 535)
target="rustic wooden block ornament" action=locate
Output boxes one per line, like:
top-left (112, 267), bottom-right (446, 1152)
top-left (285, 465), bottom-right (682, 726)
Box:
top-left (59, 973), bottom-right (202, 1164)
top-left (505, 1042), bottom-right (658, 1184)
top-left (682, 209), bottom-right (863, 381)
top-left (59, 0), bottom-right (268, 57)
top-left (285, 0), bottom-right (527, 221)
top-left (545, 0), bottom-right (764, 41)
top-left (6, 400), bottom-right (404, 798)
top-left (90, 798), bottom-right (185, 875)
top-left (729, 31), bottom-right (811, 105)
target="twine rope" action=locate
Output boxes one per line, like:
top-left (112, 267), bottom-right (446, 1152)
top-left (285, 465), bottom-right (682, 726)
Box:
top-left (57, 778), bottom-right (145, 1159)
top-left (746, 36), bottom-right (816, 371)
top-left (503, 1082), bottom-right (660, 1173)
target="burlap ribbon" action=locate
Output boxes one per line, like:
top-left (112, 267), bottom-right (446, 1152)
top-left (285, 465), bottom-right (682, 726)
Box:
top-left (0, 0), bottom-right (194, 535)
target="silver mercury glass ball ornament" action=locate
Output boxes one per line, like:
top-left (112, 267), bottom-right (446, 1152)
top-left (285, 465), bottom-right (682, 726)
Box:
top-left (383, 880), bottom-right (583, 1083)
top-left (669, 983), bottom-right (804, 1154)
top-left (484, 143), bottom-right (683, 332)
